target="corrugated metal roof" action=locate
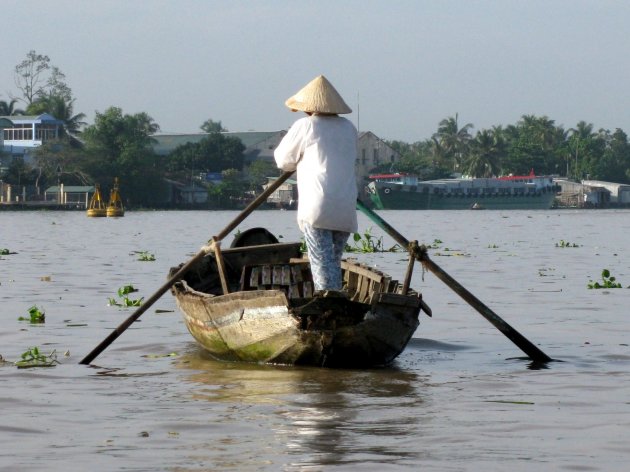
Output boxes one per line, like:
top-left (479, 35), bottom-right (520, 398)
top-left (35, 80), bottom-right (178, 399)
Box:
top-left (45, 186), bottom-right (95, 193)
top-left (0, 113), bottom-right (63, 124)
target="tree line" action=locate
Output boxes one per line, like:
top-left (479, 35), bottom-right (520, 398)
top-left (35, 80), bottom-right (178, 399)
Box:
top-left (3, 51), bottom-right (630, 208)
top-left (0, 51), bottom-right (281, 207)
top-left (384, 114), bottom-right (630, 184)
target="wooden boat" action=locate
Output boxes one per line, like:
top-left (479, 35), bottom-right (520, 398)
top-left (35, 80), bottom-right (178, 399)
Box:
top-left (106, 178), bottom-right (124, 217)
top-left (86, 184), bottom-right (107, 217)
top-left (169, 232), bottom-right (429, 368)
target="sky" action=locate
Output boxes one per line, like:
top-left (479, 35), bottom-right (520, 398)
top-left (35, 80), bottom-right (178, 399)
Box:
top-left (2, 0), bottom-right (629, 143)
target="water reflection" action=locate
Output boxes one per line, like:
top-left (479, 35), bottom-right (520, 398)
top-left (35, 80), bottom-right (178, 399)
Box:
top-left (176, 349), bottom-right (429, 469)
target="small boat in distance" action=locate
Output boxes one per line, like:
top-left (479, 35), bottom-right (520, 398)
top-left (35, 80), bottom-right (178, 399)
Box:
top-left (169, 230), bottom-right (430, 368)
top-left (367, 170), bottom-right (559, 210)
top-left (106, 178), bottom-right (124, 217)
top-left (86, 184), bottom-right (107, 217)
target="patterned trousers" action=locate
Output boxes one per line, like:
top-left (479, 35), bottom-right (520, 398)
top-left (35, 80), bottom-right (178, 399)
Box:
top-left (302, 224), bottom-right (350, 291)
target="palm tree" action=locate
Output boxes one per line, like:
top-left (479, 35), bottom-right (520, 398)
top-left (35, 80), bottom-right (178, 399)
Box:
top-left (464, 129), bottom-right (503, 177)
top-left (0, 99), bottom-right (25, 116)
top-left (26, 95), bottom-right (87, 137)
top-left (567, 121), bottom-right (596, 179)
top-left (432, 114), bottom-right (473, 171)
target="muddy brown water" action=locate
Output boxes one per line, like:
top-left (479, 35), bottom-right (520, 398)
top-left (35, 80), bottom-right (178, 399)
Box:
top-left (1, 209), bottom-right (629, 471)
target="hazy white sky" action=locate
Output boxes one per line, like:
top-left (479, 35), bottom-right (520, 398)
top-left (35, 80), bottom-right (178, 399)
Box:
top-left (2, 0), bottom-right (629, 142)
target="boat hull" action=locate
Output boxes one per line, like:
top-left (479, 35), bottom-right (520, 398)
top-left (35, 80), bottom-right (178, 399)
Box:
top-left (173, 284), bottom-right (421, 367)
top-left (169, 241), bottom-right (425, 368)
top-left (368, 181), bottom-right (557, 210)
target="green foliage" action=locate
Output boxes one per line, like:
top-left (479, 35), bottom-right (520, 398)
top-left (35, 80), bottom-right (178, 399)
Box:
top-left (15, 347), bottom-right (59, 368)
top-left (200, 119), bottom-right (226, 133)
top-left (136, 251), bottom-right (156, 261)
top-left (207, 169), bottom-right (249, 207)
top-left (109, 285), bottom-right (143, 307)
top-left (556, 240), bottom-right (580, 248)
top-left (1, 248), bottom-right (12, 255)
top-left (167, 133), bottom-right (245, 174)
top-left (18, 305), bottom-right (46, 323)
top-left (81, 107), bottom-right (167, 207)
top-left (345, 228), bottom-right (401, 253)
top-left (428, 239), bottom-right (443, 249)
top-left (588, 269), bottom-right (623, 289)
top-left (247, 160), bottom-right (281, 190)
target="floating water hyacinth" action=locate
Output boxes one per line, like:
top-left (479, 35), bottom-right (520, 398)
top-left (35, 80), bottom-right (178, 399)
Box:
top-left (344, 227), bottom-right (402, 253)
top-left (136, 251), bottom-right (156, 261)
top-left (108, 285), bottom-right (144, 307)
top-left (18, 305), bottom-right (46, 323)
top-left (15, 347), bottom-right (59, 368)
top-left (556, 240), bottom-right (580, 248)
top-left (588, 269), bottom-right (623, 289)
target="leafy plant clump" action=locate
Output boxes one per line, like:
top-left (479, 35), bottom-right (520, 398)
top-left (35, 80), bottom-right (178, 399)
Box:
top-left (109, 285), bottom-right (144, 307)
top-left (428, 239), bottom-right (443, 249)
top-left (556, 240), bottom-right (580, 248)
top-left (588, 269), bottom-right (623, 289)
top-left (136, 251), bottom-right (156, 261)
top-left (345, 228), bottom-right (401, 253)
top-left (18, 305), bottom-right (46, 323)
top-left (15, 347), bottom-right (59, 368)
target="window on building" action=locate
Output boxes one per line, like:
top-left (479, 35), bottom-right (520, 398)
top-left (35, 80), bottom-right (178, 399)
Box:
top-left (35, 125), bottom-right (58, 141)
top-left (4, 124), bottom-right (33, 141)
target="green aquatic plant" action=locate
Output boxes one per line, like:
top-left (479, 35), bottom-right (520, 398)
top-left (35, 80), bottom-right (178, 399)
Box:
top-left (556, 240), bottom-right (580, 248)
top-left (487, 244), bottom-right (499, 249)
top-left (428, 239), bottom-right (443, 249)
top-left (118, 284), bottom-right (138, 296)
top-left (136, 251), bottom-right (156, 261)
top-left (18, 305), bottom-right (46, 323)
top-left (15, 347), bottom-right (59, 368)
top-left (345, 227), bottom-right (401, 253)
top-left (108, 285), bottom-right (143, 307)
top-left (1, 248), bottom-right (10, 255)
top-left (588, 269), bottom-right (623, 289)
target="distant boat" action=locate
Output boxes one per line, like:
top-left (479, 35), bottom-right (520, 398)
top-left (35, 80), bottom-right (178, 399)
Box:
top-left (86, 185), bottom-right (107, 217)
top-left (106, 178), bottom-right (124, 217)
top-left (367, 170), bottom-right (559, 210)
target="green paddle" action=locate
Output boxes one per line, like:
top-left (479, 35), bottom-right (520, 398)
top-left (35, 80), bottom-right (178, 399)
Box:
top-left (356, 200), bottom-right (552, 363)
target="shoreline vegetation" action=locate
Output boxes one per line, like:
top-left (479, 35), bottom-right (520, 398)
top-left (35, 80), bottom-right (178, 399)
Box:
top-left (3, 51), bottom-right (630, 211)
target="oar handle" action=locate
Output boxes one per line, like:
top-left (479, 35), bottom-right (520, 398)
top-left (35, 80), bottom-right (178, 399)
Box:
top-left (79, 171), bottom-right (295, 365)
top-left (356, 200), bottom-right (552, 363)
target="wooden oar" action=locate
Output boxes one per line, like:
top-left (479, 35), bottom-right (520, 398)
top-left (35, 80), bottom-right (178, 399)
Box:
top-left (79, 171), bottom-right (295, 365)
top-left (356, 200), bottom-right (552, 363)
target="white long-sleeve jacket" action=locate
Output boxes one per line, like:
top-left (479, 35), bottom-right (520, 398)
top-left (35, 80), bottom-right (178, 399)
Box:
top-left (274, 115), bottom-right (358, 233)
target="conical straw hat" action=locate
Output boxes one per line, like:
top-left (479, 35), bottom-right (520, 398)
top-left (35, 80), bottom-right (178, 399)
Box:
top-left (285, 75), bottom-right (352, 114)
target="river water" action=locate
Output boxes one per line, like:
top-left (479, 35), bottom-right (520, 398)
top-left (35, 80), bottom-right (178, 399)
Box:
top-left (1, 208), bottom-right (629, 471)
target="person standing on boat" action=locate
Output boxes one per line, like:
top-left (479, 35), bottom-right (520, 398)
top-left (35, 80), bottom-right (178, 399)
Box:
top-left (274, 75), bottom-right (358, 292)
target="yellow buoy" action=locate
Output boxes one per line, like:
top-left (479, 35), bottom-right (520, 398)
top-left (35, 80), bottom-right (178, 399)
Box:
top-left (107, 178), bottom-right (125, 217)
top-left (87, 184), bottom-right (107, 217)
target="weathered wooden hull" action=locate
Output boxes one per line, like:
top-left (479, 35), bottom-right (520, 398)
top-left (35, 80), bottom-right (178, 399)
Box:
top-left (170, 240), bottom-right (425, 368)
